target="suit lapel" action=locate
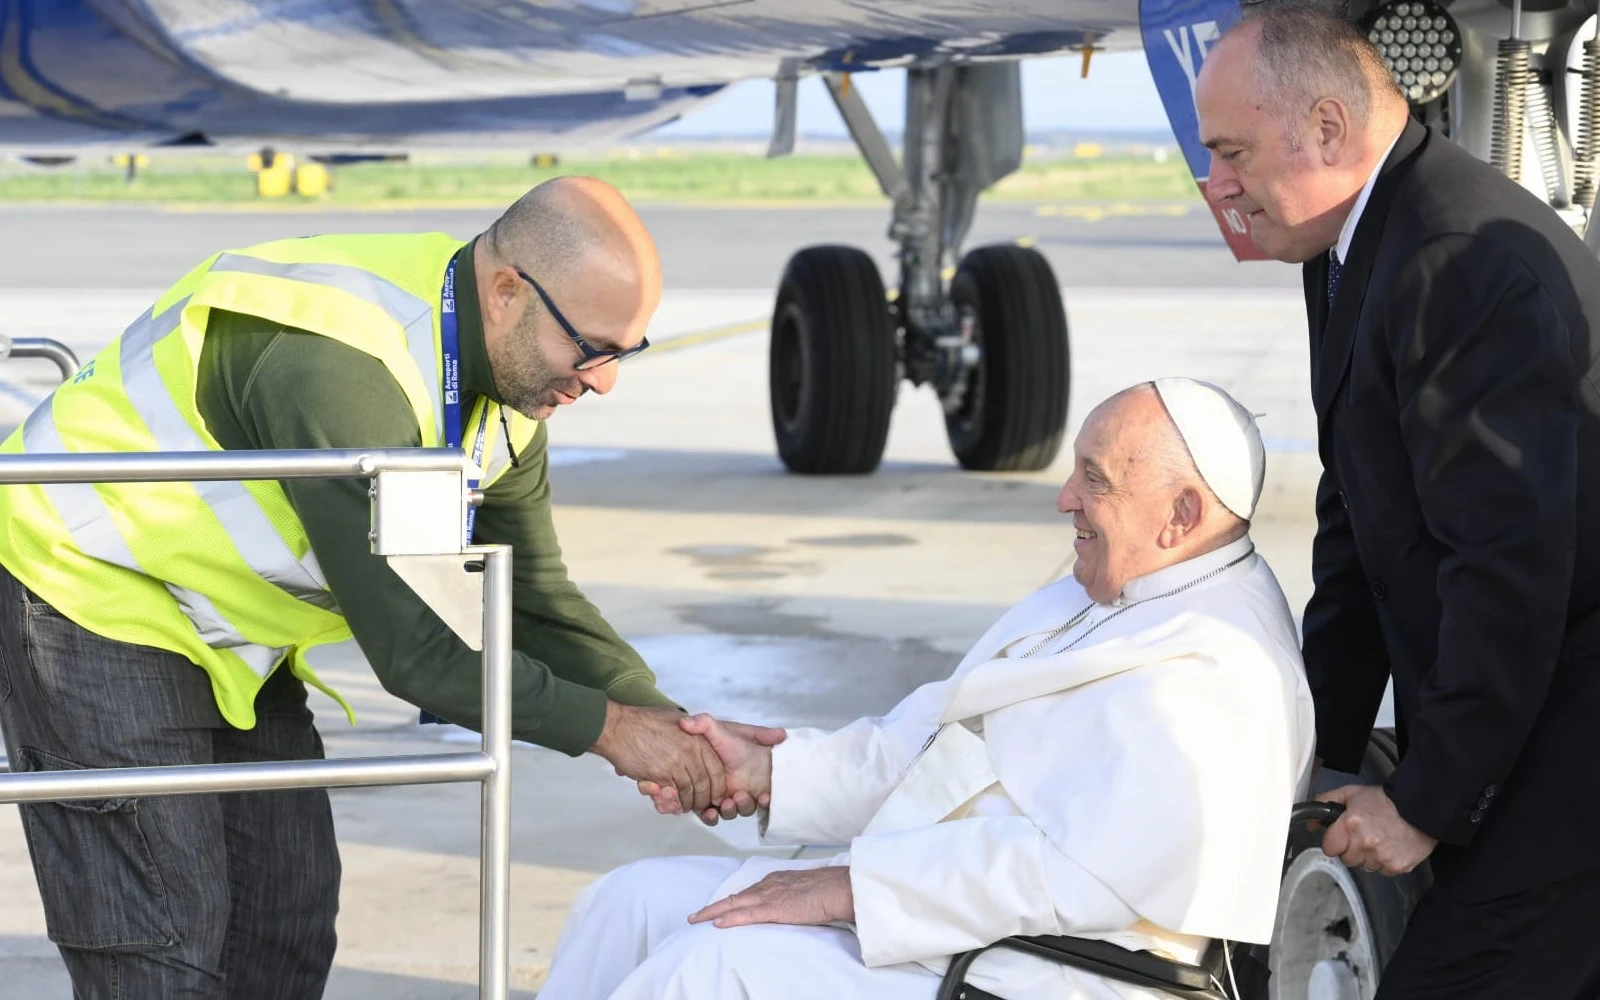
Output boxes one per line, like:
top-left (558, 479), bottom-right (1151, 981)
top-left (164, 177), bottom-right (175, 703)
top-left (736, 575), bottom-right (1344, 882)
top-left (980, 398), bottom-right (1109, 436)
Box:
top-left (1313, 120), bottom-right (1428, 432)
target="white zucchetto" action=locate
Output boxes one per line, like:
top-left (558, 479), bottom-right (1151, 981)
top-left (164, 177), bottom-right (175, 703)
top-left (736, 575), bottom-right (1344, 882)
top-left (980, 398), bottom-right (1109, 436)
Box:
top-left (1152, 378), bottom-right (1266, 521)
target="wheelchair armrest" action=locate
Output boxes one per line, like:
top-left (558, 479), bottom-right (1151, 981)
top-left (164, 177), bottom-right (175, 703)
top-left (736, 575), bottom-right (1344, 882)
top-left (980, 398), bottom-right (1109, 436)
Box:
top-left (937, 934), bottom-right (1228, 1000)
top-left (1291, 800), bottom-right (1345, 827)
top-left (934, 800), bottom-right (1337, 1000)
top-left (1001, 935), bottom-right (1218, 990)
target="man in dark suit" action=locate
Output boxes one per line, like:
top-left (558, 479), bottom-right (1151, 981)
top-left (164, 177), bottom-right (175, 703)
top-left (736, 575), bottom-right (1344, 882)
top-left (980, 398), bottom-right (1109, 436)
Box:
top-left (1195, 5), bottom-right (1600, 997)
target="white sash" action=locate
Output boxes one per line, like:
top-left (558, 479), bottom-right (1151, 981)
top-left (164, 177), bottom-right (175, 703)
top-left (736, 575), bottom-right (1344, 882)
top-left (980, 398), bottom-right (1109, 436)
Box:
top-left (860, 721), bottom-right (997, 837)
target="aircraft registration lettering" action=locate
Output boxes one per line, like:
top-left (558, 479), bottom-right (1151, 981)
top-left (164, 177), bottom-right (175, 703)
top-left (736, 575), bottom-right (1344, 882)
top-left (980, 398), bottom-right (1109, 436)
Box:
top-left (1140, 0), bottom-right (1267, 261)
top-left (1162, 20), bottom-right (1219, 97)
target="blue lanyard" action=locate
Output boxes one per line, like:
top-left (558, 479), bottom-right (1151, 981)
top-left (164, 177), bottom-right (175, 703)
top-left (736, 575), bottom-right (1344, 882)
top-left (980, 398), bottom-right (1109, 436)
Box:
top-left (440, 258), bottom-right (489, 543)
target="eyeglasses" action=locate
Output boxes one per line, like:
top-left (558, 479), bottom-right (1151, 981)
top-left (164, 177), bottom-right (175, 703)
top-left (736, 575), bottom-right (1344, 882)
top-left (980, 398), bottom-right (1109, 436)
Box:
top-left (515, 269), bottom-right (649, 371)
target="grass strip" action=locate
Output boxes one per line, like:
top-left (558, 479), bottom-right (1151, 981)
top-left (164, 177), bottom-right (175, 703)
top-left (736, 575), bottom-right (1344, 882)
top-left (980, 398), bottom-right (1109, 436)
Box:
top-left (0, 153), bottom-right (1199, 205)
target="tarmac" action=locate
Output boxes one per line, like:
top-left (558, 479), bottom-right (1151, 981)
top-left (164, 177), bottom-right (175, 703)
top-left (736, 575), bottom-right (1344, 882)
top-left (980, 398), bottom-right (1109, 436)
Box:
top-left (0, 200), bottom-right (1325, 998)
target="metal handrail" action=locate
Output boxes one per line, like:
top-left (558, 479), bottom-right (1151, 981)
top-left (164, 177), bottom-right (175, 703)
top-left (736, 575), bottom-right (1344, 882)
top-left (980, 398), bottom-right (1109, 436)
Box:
top-left (0, 448), bottom-right (514, 1000)
top-left (0, 336), bottom-right (81, 381)
top-left (0, 753), bottom-right (495, 802)
top-left (0, 447), bottom-right (468, 484)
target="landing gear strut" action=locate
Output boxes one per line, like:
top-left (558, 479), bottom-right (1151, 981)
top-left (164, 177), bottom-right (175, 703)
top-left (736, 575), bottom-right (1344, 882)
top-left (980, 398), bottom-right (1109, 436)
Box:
top-left (767, 62), bottom-right (1071, 474)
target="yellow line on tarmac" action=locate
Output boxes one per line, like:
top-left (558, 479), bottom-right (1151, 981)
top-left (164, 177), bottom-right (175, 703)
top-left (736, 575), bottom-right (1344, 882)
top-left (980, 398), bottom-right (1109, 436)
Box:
top-left (648, 318), bottom-right (767, 355)
top-left (1033, 202), bottom-right (1194, 221)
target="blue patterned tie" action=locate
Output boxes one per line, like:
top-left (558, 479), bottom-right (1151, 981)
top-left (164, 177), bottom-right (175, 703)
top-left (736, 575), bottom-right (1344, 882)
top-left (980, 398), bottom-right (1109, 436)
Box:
top-left (1326, 250), bottom-right (1344, 308)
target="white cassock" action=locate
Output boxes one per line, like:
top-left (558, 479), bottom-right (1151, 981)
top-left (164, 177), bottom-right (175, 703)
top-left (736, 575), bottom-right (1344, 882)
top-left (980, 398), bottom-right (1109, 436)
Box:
top-left (540, 535), bottom-right (1316, 1000)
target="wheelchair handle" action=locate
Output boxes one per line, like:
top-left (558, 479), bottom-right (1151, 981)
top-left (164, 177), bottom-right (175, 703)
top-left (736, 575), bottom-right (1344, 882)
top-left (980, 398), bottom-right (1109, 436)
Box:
top-left (1291, 801), bottom-right (1346, 827)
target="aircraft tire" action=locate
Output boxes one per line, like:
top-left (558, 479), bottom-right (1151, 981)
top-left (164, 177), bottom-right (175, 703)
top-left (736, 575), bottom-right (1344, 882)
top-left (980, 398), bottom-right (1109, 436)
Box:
top-left (768, 245), bottom-right (896, 475)
top-left (1265, 728), bottom-right (1430, 1000)
top-left (944, 244), bottom-right (1070, 472)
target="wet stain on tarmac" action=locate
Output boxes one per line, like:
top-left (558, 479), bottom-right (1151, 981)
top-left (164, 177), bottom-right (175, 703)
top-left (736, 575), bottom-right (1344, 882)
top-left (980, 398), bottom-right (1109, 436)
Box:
top-left (706, 569), bottom-right (787, 581)
top-left (637, 629), bottom-right (959, 728)
top-left (669, 543), bottom-right (777, 564)
top-left (674, 598), bottom-right (835, 638)
top-left (656, 600), bottom-right (962, 726)
top-left (667, 543), bottom-right (819, 581)
top-left (788, 533), bottom-right (916, 548)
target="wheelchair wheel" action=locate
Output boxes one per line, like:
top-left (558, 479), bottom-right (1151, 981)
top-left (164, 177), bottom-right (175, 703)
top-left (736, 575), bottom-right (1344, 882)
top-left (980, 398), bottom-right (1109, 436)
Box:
top-left (1266, 729), bottom-right (1430, 1000)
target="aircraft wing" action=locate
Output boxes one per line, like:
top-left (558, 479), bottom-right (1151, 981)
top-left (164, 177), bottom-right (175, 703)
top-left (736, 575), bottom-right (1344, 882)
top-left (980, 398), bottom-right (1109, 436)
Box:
top-left (0, 0), bottom-right (1142, 150)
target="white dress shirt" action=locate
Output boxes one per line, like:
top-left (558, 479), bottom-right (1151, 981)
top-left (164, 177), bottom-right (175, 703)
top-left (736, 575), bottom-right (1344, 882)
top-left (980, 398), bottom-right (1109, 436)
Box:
top-left (1334, 130), bottom-right (1402, 265)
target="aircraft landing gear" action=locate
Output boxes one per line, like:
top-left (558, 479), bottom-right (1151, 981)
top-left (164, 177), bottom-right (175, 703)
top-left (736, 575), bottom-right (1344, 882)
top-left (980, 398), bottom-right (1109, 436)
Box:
top-left (768, 62), bottom-right (1071, 474)
top-left (945, 244), bottom-right (1071, 471)
top-left (770, 245), bottom-right (896, 474)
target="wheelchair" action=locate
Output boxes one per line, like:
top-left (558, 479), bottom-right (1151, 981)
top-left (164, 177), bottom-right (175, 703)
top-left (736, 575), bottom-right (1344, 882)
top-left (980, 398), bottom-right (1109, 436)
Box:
top-left (937, 729), bottom-right (1427, 1000)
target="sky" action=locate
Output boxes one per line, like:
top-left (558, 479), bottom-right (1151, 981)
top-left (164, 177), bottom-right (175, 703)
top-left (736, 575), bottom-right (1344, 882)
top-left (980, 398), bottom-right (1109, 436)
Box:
top-left (653, 51), bottom-right (1176, 138)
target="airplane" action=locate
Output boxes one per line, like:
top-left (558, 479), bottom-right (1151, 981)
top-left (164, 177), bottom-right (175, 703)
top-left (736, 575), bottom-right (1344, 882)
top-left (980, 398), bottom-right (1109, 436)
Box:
top-left (2, 0), bottom-right (1596, 480)
top-left (0, 5), bottom-right (1593, 987)
top-left (0, 0), bottom-right (1135, 478)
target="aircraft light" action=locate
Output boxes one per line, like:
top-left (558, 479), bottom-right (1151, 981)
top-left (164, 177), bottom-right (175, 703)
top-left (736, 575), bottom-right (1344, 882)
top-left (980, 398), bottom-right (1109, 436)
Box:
top-left (1362, 0), bottom-right (1462, 106)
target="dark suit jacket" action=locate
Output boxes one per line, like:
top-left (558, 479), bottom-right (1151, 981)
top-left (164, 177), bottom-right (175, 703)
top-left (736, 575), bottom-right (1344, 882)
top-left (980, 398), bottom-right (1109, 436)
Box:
top-left (1303, 118), bottom-right (1600, 895)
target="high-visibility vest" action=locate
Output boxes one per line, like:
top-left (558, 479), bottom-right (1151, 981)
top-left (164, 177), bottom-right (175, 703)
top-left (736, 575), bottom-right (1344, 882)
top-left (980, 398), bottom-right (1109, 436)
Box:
top-left (0, 234), bottom-right (539, 730)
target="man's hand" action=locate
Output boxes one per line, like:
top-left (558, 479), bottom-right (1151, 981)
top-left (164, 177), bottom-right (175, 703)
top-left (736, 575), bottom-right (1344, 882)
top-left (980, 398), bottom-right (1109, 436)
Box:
top-left (687, 866), bottom-right (853, 928)
top-left (638, 715), bottom-right (785, 824)
top-left (589, 703), bottom-right (727, 814)
top-left (1319, 783), bottom-right (1438, 876)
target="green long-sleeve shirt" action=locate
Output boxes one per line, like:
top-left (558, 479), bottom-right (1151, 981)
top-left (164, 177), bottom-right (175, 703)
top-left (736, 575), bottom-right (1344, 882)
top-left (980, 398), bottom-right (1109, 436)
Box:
top-left (193, 241), bottom-right (674, 754)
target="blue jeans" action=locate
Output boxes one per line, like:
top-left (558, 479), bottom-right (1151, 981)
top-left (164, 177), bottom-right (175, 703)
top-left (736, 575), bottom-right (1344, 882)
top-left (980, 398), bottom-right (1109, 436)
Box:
top-left (0, 564), bottom-right (339, 999)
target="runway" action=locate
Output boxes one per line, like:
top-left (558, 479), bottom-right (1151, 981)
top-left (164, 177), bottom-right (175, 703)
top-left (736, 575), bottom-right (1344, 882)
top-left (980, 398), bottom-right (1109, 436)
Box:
top-left (0, 201), bottom-right (1321, 998)
top-left (0, 201), bottom-right (1304, 290)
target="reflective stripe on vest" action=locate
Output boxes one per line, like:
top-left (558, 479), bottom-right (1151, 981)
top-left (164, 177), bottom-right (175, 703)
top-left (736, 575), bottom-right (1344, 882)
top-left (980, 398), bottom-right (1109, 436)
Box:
top-left (121, 299), bottom-right (336, 610)
top-left (21, 403), bottom-right (290, 677)
top-left (208, 253), bottom-right (445, 444)
top-left (19, 302), bottom-right (318, 675)
top-left (0, 233), bottom-right (542, 729)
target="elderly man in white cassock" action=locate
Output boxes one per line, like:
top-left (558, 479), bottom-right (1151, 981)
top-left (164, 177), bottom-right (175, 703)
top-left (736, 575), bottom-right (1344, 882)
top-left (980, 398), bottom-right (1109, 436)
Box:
top-left (539, 379), bottom-right (1316, 1000)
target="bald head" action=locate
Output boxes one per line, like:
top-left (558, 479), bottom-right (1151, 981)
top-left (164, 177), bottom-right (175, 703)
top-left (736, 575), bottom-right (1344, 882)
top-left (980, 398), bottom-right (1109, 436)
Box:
top-left (474, 177), bottom-right (662, 419)
top-left (484, 175), bottom-right (661, 315)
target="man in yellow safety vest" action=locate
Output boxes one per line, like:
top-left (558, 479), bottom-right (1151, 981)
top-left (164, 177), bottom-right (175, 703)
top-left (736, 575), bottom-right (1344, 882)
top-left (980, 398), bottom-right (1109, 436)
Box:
top-left (0, 177), bottom-right (769, 998)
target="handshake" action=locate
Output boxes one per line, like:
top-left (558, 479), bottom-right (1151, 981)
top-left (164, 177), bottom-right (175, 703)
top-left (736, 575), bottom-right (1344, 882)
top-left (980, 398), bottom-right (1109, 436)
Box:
top-left (590, 702), bottom-right (787, 824)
